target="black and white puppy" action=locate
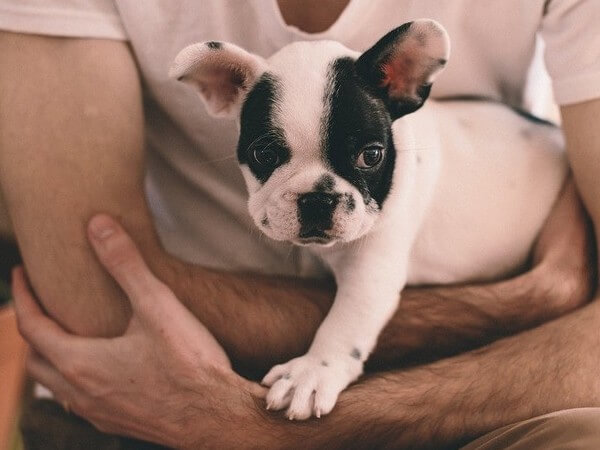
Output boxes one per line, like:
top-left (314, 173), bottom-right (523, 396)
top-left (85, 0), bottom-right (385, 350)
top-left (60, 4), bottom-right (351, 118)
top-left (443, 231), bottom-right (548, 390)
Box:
top-left (170, 20), bottom-right (567, 420)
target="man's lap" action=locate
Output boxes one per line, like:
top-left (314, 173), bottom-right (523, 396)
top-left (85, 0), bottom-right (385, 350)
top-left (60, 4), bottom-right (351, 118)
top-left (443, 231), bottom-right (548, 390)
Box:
top-left (462, 408), bottom-right (600, 450)
top-left (20, 399), bottom-right (600, 449)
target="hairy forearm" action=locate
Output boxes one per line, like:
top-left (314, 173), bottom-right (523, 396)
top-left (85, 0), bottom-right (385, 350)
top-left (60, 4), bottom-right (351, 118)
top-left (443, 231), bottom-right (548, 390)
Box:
top-left (241, 299), bottom-right (600, 449)
top-left (166, 261), bottom-right (333, 375)
top-left (0, 33), bottom-right (164, 336)
top-left (371, 263), bottom-right (591, 368)
top-left (166, 253), bottom-right (591, 375)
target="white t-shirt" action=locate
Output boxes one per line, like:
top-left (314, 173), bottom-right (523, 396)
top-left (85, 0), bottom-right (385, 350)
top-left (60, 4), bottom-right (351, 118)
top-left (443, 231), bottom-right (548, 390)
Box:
top-left (1, 0), bottom-right (599, 277)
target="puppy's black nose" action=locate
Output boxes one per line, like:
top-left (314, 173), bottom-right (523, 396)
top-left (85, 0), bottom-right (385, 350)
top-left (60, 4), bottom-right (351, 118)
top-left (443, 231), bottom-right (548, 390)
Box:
top-left (298, 192), bottom-right (337, 209)
top-left (297, 192), bottom-right (339, 238)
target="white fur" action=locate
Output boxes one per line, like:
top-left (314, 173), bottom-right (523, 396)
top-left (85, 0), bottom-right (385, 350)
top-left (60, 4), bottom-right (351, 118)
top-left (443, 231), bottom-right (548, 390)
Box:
top-left (262, 99), bottom-right (565, 420)
top-left (172, 20), bottom-right (567, 420)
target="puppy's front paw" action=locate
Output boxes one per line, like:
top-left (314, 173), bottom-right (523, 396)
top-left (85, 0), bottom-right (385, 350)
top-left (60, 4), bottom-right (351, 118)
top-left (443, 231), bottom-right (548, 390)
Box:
top-left (262, 353), bottom-right (362, 420)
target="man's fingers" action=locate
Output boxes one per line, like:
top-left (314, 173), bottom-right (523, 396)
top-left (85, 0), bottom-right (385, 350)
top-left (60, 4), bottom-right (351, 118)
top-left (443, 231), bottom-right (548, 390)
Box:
top-left (26, 351), bottom-right (83, 412)
top-left (88, 214), bottom-right (172, 309)
top-left (12, 266), bottom-right (88, 367)
top-left (88, 215), bottom-right (220, 339)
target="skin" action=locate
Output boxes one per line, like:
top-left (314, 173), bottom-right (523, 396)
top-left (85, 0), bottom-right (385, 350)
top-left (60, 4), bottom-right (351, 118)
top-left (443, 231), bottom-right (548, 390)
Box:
top-left (13, 194), bottom-right (599, 449)
top-left (2, 1), bottom-right (600, 447)
top-left (0, 33), bottom-right (160, 337)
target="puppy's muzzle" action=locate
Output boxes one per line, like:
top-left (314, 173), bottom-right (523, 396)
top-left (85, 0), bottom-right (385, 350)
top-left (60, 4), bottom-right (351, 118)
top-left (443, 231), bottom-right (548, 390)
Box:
top-left (297, 192), bottom-right (339, 240)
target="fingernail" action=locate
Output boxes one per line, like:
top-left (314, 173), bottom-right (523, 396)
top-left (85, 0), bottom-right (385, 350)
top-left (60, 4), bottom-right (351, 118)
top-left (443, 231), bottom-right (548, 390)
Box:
top-left (89, 215), bottom-right (116, 241)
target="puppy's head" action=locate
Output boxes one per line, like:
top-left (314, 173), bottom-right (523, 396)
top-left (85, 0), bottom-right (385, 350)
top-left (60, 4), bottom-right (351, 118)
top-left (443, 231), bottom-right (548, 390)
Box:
top-left (171, 20), bottom-right (449, 247)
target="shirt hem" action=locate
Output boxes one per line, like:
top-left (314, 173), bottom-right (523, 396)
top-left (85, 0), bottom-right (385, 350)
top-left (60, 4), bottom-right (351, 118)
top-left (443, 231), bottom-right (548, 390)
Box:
top-left (553, 71), bottom-right (600, 106)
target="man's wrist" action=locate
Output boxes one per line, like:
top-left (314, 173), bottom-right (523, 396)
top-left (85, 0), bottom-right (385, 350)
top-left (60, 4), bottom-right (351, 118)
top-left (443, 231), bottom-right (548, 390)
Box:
top-left (180, 380), bottom-right (282, 449)
top-left (528, 257), bottom-right (595, 318)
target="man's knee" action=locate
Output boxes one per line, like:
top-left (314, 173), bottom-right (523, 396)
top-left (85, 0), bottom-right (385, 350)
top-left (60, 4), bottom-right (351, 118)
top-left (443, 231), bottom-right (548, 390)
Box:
top-left (463, 408), bottom-right (600, 450)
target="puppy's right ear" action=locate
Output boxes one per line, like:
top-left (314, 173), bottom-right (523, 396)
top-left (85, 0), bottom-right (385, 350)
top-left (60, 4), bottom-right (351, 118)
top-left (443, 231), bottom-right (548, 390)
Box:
top-left (169, 41), bottom-right (267, 119)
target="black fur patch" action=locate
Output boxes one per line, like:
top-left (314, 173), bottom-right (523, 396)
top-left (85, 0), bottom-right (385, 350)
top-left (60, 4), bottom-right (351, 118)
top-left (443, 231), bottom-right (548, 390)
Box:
top-left (343, 193), bottom-right (356, 212)
top-left (206, 41), bottom-right (222, 50)
top-left (314, 174), bottom-right (335, 192)
top-left (237, 74), bottom-right (290, 183)
top-left (322, 57), bottom-right (396, 209)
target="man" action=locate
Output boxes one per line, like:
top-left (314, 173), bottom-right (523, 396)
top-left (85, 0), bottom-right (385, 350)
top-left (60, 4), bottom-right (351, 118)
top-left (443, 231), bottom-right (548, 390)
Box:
top-left (1, 0), bottom-right (600, 447)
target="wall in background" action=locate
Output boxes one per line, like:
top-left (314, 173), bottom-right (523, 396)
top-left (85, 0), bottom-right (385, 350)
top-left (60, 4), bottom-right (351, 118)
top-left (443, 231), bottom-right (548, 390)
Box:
top-left (524, 35), bottom-right (560, 123)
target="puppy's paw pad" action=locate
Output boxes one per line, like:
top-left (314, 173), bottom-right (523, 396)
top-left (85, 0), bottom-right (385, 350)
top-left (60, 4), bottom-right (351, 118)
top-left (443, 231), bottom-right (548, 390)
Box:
top-left (264, 354), bottom-right (361, 420)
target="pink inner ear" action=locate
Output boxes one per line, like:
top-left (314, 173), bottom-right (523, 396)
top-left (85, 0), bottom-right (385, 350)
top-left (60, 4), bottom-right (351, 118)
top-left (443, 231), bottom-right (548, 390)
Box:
top-left (380, 48), bottom-right (422, 100)
top-left (198, 66), bottom-right (246, 107)
top-left (379, 27), bottom-right (445, 102)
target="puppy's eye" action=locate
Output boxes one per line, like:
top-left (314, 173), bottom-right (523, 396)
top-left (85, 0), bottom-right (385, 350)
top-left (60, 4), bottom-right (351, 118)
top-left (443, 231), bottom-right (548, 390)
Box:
top-left (253, 147), bottom-right (280, 167)
top-left (356, 145), bottom-right (384, 169)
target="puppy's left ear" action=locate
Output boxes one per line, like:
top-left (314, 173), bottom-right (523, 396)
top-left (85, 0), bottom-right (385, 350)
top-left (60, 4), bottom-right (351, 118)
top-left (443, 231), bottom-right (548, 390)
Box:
top-left (169, 41), bottom-right (267, 118)
top-left (356, 20), bottom-right (450, 119)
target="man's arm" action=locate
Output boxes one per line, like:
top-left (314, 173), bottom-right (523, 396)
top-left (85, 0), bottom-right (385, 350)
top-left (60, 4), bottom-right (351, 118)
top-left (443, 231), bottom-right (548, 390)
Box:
top-left (0, 32), bottom-right (167, 336)
top-left (13, 218), bottom-right (600, 449)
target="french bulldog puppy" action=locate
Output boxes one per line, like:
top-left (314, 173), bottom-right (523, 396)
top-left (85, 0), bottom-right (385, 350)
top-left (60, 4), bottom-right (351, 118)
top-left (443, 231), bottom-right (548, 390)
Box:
top-left (170, 20), bottom-right (567, 420)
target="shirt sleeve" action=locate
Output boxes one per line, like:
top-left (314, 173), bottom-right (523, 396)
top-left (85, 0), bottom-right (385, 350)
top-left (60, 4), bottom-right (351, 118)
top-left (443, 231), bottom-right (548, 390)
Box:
top-left (541, 0), bottom-right (600, 105)
top-left (0, 0), bottom-right (127, 41)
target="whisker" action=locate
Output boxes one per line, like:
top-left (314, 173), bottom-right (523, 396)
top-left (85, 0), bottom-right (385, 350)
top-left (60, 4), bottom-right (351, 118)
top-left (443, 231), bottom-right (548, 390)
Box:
top-left (246, 130), bottom-right (282, 154)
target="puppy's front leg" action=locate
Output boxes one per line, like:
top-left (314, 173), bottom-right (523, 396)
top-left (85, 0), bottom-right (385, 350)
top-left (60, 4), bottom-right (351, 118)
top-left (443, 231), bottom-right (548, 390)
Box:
top-left (262, 252), bottom-right (406, 420)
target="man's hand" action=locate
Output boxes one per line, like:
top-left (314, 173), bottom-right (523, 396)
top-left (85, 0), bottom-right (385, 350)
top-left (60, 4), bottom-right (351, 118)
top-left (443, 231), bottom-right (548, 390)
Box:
top-left (14, 215), bottom-right (268, 448)
top-left (14, 213), bottom-right (600, 449)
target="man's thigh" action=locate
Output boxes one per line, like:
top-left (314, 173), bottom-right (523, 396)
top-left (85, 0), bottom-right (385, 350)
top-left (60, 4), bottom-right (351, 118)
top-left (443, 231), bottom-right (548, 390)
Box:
top-left (462, 408), bottom-right (600, 450)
